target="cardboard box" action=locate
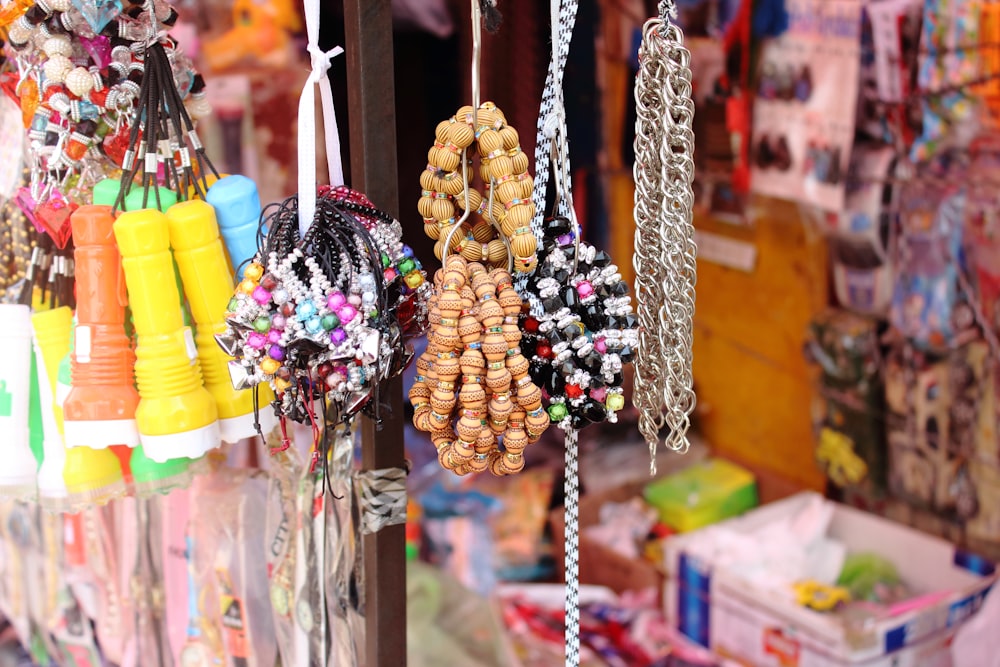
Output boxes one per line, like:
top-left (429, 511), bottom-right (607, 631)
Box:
top-left (664, 493), bottom-right (996, 667)
top-left (550, 484), bottom-right (664, 601)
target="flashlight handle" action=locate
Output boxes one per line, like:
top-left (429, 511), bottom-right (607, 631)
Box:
top-left (206, 175), bottom-right (262, 279)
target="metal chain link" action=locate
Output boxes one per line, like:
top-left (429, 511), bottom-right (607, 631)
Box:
top-left (632, 11), bottom-right (697, 473)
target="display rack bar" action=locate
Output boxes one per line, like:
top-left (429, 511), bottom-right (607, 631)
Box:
top-left (342, 1), bottom-right (408, 665)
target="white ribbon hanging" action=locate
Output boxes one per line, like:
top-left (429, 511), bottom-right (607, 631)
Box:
top-left (297, 0), bottom-right (346, 238)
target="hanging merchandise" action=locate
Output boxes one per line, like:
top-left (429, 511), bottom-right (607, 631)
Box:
top-left (523, 1), bottom-right (631, 664)
top-left (889, 177), bottom-right (977, 352)
top-left (828, 144), bottom-right (897, 317)
top-left (4, 0), bottom-right (209, 215)
top-left (218, 186), bottom-right (430, 447)
top-left (167, 199), bottom-right (278, 444)
top-left (409, 0), bottom-right (551, 478)
top-left (418, 101), bottom-right (538, 273)
top-left (750, 0), bottom-right (864, 211)
top-left (632, 1), bottom-right (698, 467)
top-left (910, 0), bottom-right (982, 162)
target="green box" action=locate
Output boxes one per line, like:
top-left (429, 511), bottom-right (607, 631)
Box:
top-left (643, 458), bottom-right (758, 532)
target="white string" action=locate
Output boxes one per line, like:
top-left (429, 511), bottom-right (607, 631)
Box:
top-left (532, 1), bottom-right (583, 664)
top-left (297, 0), bottom-right (345, 238)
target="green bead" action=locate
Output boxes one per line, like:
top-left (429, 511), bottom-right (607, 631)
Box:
top-left (548, 403), bottom-right (568, 421)
top-left (321, 314), bottom-right (339, 331)
top-left (227, 297), bottom-right (239, 312)
top-left (606, 393), bottom-right (625, 411)
top-left (381, 254), bottom-right (391, 268)
top-left (398, 258), bottom-right (416, 275)
top-left (253, 316), bottom-right (271, 333)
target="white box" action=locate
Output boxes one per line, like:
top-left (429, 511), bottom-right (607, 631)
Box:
top-left (664, 493), bottom-right (996, 667)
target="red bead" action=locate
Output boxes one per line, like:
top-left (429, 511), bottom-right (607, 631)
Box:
top-left (523, 317), bottom-right (539, 333)
top-left (536, 343), bottom-right (552, 359)
top-left (316, 362), bottom-right (333, 378)
top-left (565, 384), bottom-right (583, 399)
top-left (261, 274), bottom-right (278, 291)
top-left (280, 302), bottom-right (296, 317)
top-left (91, 88), bottom-right (108, 108)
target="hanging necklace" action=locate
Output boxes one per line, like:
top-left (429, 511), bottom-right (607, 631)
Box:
top-left (632, 0), bottom-right (698, 472)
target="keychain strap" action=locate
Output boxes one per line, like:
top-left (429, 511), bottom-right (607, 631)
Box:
top-left (297, 0), bottom-right (345, 238)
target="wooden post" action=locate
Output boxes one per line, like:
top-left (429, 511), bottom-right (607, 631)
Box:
top-left (342, 1), bottom-right (407, 665)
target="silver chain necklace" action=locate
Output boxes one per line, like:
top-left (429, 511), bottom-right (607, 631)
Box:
top-left (632, 0), bottom-right (698, 473)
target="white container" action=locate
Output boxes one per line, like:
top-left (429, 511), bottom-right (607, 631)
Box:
top-left (664, 492), bottom-right (996, 667)
top-left (0, 305), bottom-right (39, 498)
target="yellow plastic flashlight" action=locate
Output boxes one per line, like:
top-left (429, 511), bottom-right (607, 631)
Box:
top-left (113, 209), bottom-right (220, 462)
top-left (166, 199), bottom-right (275, 442)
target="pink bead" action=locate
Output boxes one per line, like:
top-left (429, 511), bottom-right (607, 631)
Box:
top-left (348, 294), bottom-right (362, 307)
top-left (252, 286), bottom-right (271, 304)
top-left (271, 314), bottom-right (286, 329)
top-left (328, 292), bottom-right (346, 310)
top-left (247, 333), bottom-right (266, 349)
top-left (384, 268), bottom-right (398, 282)
top-left (577, 280), bottom-right (594, 299)
top-left (589, 387), bottom-right (608, 402)
top-left (267, 330), bottom-right (282, 344)
top-left (595, 338), bottom-right (608, 354)
top-left (338, 304), bottom-right (358, 324)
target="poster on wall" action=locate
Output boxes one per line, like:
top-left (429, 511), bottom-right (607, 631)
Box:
top-left (751, 0), bottom-right (864, 212)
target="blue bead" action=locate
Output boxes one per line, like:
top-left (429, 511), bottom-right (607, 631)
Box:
top-left (305, 317), bottom-right (322, 334)
top-left (297, 301), bottom-right (317, 320)
top-left (401, 245), bottom-right (414, 258)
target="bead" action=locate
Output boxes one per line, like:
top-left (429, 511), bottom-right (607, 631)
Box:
top-left (238, 279), bottom-right (256, 295)
top-left (337, 304), bottom-right (357, 324)
top-left (548, 403), bottom-right (568, 421)
top-left (272, 288), bottom-right (290, 305)
top-left (296, 300), bottom-right (318, 320)
top-left (247, 333), bottom-right (266, 349)
top-left (267, 330), bottom-right (282, 344)
top-left (252, 316), bottom-right (271, 333)
top-left (565, 384), bottom-right (583, 399)
top-left (330, 328), bottom-right (347, 345)
top-left (66, 67), bottom-right (94, 97)
top-left (268, 345), bottom-right (285, 361)
top-left (43, 36), bottom-right (72, 57)
top-left (404, 271), bottom-right (425, 289)
top-left (577, 280), bottom-right (594, 299)
top-left (271, 314), bottom-right (286, 329)
top-left (320, 314), bottom-right (339, 330)
top-left (606, 393), bottom-right (625, 412)
top-left (44, 55), bottom-right (73, 84)
top-left (252, 286), bottom-right (271, 304)
top-left (227, 297), bottom-right (238, 312)
top-left (260, 358), bottom-right (281, 375)
top-left (245, 262), bottom-right (265, 280)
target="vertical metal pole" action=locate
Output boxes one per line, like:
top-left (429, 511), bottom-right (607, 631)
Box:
top-left (341, 2), bottom-right (407, 666)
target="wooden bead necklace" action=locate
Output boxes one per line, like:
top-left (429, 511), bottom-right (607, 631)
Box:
top-left (410, 255), bottom-right (550, 475)
top-left (418, 102), bottom-right (539, 274)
